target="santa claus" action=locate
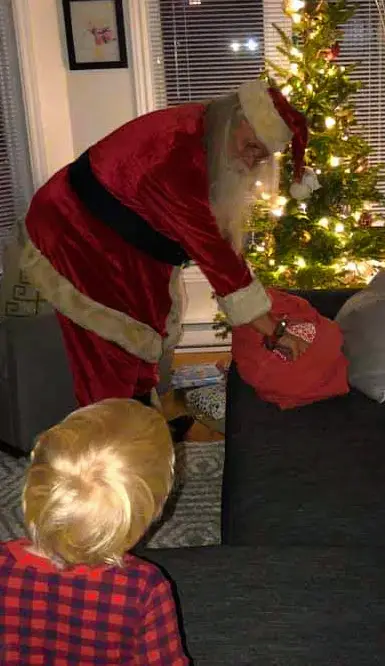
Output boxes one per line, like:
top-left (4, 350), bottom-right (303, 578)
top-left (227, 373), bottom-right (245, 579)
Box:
top-left (21, 78), bottom-right (318, 414)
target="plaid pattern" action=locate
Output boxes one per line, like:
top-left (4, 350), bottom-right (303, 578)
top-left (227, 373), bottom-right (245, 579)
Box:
top-left (0, 539), bottom-right (189, 665)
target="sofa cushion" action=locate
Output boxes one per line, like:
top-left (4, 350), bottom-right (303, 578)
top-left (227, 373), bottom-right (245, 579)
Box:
top-left (222, 367), bottom-right (385, 547)
top-left (288, 288), bottom-right (359, 320)
top-left (0, 313), bottom-right (76, 453)
top-left (223, 289), bottom-right (385, 549)
top-left (144, 544), bottom-right (385, 666)
top-left (223, 362), bottom-right (385, 550)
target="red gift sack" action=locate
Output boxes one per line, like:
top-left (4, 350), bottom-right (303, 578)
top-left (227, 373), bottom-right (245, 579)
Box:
top-left (232, 289), bottom-right (349, 409)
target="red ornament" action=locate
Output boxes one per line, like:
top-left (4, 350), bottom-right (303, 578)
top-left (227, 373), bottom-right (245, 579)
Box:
top-left (323, 42), bottom-right (340, 61)
top-left (358, 211), bottom-right (373, 228)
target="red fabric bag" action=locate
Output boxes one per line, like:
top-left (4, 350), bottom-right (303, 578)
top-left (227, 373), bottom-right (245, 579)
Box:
top-left (232, 289), bottom-right (349, 409)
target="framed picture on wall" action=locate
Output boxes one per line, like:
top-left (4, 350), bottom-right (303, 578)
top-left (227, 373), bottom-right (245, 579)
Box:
top-left (62, 0), bottom-right (128, 70)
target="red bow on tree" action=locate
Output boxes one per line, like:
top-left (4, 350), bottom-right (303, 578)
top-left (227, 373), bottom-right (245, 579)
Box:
top-left (323, 42), bottom-right (341, 61)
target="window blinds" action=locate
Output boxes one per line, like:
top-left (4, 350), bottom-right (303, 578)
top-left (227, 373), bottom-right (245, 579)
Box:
top-left (157, 0), bottom-right (265, 105)
top-left (145, 0), bottom-right (384, 220)
top-left (339, 0), bottom-right (385, 220)
top-left (146, 0), bottom-right (287, 108)
top-left (0, 0), bottom-right (32, 267)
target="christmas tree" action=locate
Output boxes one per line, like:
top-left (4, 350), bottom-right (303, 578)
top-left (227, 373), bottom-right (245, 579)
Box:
top-left (244, 0), bottom-right (385, 293)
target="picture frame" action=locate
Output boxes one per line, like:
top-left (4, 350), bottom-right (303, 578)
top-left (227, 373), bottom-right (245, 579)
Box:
top-left (62, 0), bottom-right (128, 70)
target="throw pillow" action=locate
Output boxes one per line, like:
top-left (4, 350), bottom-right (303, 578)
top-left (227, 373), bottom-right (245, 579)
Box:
top-left (335, 270), bottom-right (385, 403)
top-left (0, 220), bottom-right (52, 318)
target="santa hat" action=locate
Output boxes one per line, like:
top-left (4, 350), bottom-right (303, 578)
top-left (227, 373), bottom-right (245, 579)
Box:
top-left (238, 79), bottom-right (320, 200)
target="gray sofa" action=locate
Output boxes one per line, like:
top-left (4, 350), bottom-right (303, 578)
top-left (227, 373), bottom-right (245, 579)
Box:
top-left (1, 292), bottom-right (385, 664)
top-left (0, 313), bottom-right (173, 454)
top-left (144, 290), bottom-right (385, 665)
top-left (0, 314), bottom-right (76, 454)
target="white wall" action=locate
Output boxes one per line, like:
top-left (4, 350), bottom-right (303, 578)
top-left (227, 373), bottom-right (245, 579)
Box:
top-left (15, 0), bottom-right (137, 184)
top-left (14, 0), bottom-right (220, 345)
top-left (60, 0), bottom-right (137, 156)
top-left (183, 265), bottom-right (218, 325)
top-left (67, 69), bottom-right (136, 155)
top-left (14, 0), bottom-right (74, 185)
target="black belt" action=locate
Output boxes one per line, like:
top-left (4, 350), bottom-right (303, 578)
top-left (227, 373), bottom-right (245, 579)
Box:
top-left (68, 150), bottom-right (190, 266)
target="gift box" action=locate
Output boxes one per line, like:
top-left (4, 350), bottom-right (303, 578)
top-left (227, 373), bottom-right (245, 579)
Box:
top-left (171, 363), bottom-right (225, 389)
top-left (185, 384), bottom-right (226, 422)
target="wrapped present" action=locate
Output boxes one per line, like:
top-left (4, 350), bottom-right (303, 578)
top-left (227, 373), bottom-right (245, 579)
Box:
top-left (185, 384), bottom-right (226, 422)
top-left (171, 363), bottom-right (225, 389)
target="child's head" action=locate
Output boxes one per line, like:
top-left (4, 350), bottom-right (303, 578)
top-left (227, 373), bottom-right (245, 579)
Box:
top-left (22, 399), bottom-right (174, 568)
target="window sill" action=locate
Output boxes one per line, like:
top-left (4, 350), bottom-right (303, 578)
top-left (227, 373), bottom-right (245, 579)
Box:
top-left (183, 264), bottom-right (218, 325)
top-left (177, 323), bottom-right (231, 352)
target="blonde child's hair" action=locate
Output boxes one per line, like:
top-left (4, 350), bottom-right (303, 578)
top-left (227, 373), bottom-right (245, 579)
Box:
top-left (22, 399), bottom-right (174, 568)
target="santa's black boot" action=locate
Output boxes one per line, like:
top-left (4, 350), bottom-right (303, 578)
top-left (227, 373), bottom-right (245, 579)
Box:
top-left (168, 415), bottom-right (195, 443)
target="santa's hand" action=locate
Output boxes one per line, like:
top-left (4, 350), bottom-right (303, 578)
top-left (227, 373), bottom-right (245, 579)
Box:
top-left (275, 331), bottom-right (310, 361)
top-left (252, 314), bottom-right (311, 360)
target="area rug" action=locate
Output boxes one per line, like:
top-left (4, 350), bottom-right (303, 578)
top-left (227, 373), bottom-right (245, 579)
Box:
top-left (0, 441), bottom-right (225, 548)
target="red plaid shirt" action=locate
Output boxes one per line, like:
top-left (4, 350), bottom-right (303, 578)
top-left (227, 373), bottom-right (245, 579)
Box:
top-left (0, 539), bottom-right (189, 665)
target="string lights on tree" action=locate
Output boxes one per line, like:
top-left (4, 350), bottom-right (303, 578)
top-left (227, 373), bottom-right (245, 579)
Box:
top-left (240, 0), bottom-right (384, 293)
top-left (230, 37), bottom-right (260, 53)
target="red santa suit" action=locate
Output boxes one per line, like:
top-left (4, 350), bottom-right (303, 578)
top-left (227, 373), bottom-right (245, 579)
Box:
top-left (21, 103), bottom-right (270, 406)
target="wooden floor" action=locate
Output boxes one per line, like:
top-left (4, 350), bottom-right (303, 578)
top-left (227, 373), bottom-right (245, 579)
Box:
top-left (160, 351), bottom-right (230, 442)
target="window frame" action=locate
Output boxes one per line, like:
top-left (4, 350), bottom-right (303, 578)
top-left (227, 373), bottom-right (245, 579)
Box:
top-left (12, 0), bottom-right (48, 190)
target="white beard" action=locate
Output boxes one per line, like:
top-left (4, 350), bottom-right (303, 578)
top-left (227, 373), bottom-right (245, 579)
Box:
top-left (209, 159), bottom-right (259, 253)
top-left (205, 96), bottom-right (279, 254)
top-left (209, 157), bottom-right (279, 254)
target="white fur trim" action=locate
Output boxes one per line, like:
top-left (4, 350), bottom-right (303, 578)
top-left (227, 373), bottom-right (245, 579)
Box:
top-left (162, 266), bottom-right (186, 353)
top-left (217, 278), bottom-right (271, 326)
top-left (290, 167), bottom-right (321, 200)
top-left (20, 238), bottom-right (163, 364)
top-left (290, 181), bottom-right (312, 200)
top-left (238, 80), bottom-right (292, 154)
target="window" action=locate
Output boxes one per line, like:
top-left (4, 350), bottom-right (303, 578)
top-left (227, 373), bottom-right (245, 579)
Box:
top-left (145, 0), bottom-right (286, 109)
top-left (143, 0), bottom-right (384, 219)
top-left (158, 0), bottom-right (265, 105)
top-left (132, 0), bottom-right (384, 339)
top-left (0, 0), bottom-right (33, 272)
top-left (340, 1), bottom-right (385, 220)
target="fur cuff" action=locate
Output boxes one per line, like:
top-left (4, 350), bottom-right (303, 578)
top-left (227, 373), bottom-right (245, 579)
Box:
top-left (217, 278), bottom-right (271, 326)
top-left (238, 80), bottom-right (292, 154)
top-left (20, 239), bottom-right (163, 363)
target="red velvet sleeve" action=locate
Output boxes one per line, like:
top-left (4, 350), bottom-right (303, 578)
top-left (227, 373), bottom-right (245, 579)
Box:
top-left (141, 169), bottom-right (251, 297)
top-left (138, 150), bottom-right (271, 326)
